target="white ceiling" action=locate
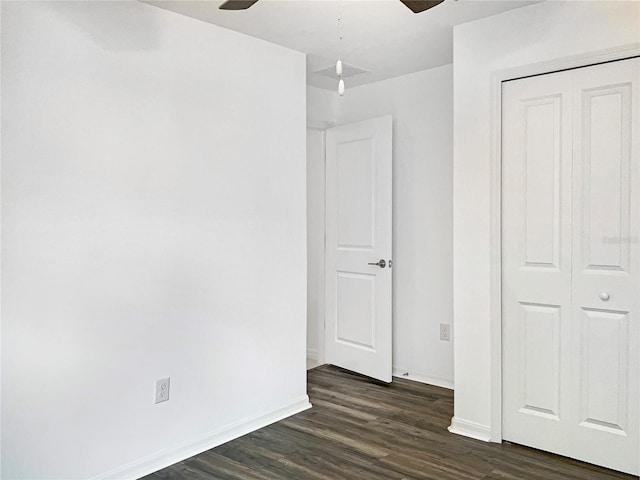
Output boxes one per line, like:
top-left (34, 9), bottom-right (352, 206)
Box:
top-left (145, 0), bottom-right (541, 90)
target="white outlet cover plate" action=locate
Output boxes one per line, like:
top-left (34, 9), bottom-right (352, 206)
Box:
top-left (440, 324), bottom-right (451, 341)
top-left (155, 377), bottom-right (170, 404)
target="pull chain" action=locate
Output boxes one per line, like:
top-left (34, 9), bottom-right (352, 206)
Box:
top-left (337, 0), bottom-right (344, 95)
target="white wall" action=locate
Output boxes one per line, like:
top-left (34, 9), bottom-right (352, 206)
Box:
top-left (452, 0), bottom-right (640, 439)
top-left (307, 65), bottom-right (454, 387)
top-left (1, 2), bottom-right (307, 479)
top-left (307, 85), bottom-right (337, 130)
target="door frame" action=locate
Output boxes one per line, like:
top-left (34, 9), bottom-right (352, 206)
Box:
top-left (489, 43), bottom-right (640, 443)
top-left (306, 126), bottom-right (327, 367)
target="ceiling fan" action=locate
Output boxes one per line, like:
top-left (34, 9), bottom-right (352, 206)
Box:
top-left (218, 0), bottom-right (445, 14)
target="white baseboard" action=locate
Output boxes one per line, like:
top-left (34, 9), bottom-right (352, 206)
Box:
top-left (448, 416), bottom-right (491, 442)
top-left (306, 348), bottom-right (318, 361)
top-left (392, 367), bottom-right (454, 390)
top-left (90, 395), bottom-right (312, 480)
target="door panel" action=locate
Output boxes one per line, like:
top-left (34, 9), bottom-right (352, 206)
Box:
top-left (325, 116), bottom-right (392, 383)
top-left (337, 139), bottom-right (375, 249)
top-left (522, 97), bottom-right (563, 268)
top-left (502, 57), bottom-right (639, 475)
top-left (336, 272), bottom-right (376, 350)
top-left (579, 307), bottom-right (629, 435)
top-left (579, 83), bottom-right (632, 272)
top-left (518, 302), bottom-right (561, 420)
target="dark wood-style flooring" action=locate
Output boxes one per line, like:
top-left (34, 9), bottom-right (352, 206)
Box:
top-left (144, 365), bottom-right (637, 480)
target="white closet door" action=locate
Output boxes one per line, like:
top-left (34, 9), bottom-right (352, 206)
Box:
top-left (502, 67), bottom-right (574, 457)
top-left (570, 58), bottom-right (639, 474)
top-left (502, 57), bottom-right (639, 476)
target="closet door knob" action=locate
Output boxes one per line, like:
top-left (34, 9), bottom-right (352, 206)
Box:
top-left (599, 292), bottom-right (610, 301)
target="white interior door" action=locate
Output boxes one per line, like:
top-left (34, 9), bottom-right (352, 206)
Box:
top-left (502, 57), bottom-right (639, 475)
top-left (324, 115), bottom-right (393, 383)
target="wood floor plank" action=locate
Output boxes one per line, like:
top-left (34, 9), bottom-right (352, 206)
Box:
top-left (143, 365), bottom-right (637, 480)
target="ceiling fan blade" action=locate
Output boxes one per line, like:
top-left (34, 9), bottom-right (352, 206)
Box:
top-left (219, 0), bottom-right (259, 10)
top-left (398, 0), bottom-right (445, 13)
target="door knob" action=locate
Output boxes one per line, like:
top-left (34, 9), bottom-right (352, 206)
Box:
top-left (599, 292), bottom-right (610, 301)
top-left (368, 259), bottom-right (386, 268)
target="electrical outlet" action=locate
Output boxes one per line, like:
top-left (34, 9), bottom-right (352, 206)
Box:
top-left (440, 323), bottom-right (451, 341)
top-left (155, 377), bottom-right (170, 404)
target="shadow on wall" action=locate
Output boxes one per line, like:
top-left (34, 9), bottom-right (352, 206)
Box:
top-left (46, 1), bottom-right (161, 51)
